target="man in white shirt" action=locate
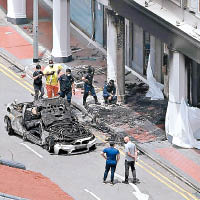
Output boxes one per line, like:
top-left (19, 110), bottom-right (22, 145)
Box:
top-left (122, 136), bottom-right (137, 184)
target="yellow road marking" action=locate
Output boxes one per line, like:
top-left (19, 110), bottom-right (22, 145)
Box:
top-left (0, 64), bottom-right (197, 200)
top-left (139, 159), bottom-right (198, 200)
top-left (0, 63), bottom-right (34, 89)
top-left (0, 68), bottom-right (34, 94)
top-left (95, 134), bottom-right (196, 200)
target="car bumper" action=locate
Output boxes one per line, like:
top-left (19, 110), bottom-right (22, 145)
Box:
top-left (54, 138), bottom-right (96, 155)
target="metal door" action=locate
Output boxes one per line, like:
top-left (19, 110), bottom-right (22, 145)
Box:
top-left (94, 1), bottom-right (104, 46)
top-left (70, 0), bottom-right (93, 37)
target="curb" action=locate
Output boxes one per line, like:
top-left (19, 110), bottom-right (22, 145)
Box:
top-left (0, 159), bottom-right (26, 170)
top-left (136, 145), bottom-right (200, 192)
top-left (73, 102), bottom-right (200, 192)
top-left (0, 49), bottom-right (25, 71)
top-left (0, 192), bottom-right (29, 200)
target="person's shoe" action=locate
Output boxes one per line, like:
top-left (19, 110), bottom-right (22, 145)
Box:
top-left (95, 101), bottom-right (101, 105)
top-left (132, 179), bottom-right (137, 184)
top-left (122, 180), bottom-right (129, 184)
top-left (83, 101), bottom-right (87, 107)
top-left (110, 181), bottom-right (114, 186)
top-left (103, 180), bottom-right (106, 184)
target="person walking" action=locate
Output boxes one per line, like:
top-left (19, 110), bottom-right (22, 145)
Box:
top-left (33, 64), bottom-right (44, 100)
top-left (122, 136), bottom-right (138, 184)
top-left (43, 60), bottom-right (62, 98)
top-left (103, 80), bottom-right (117, 104)
top-left (101, 141), bottom-right (120, 185)
top-left (82, 66), bottom-right (99, 106)
top-left (58, 69), bottom-right (75, 104)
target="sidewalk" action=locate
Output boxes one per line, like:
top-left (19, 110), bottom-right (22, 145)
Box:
top-left (0, 4), bottom-right (199, 193)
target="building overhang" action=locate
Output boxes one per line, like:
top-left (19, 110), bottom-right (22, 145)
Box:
top-left (110, 0), bottom-right (200, 63)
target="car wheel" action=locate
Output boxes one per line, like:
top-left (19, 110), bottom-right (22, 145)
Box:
top-left (89, 144), bottom-right (96, 151)
top-left (47, 138), bottom-right (55, 153)
top-left (22, 132), bottom-right (27, 141)
top-left (6, 119), bottom-right (14, 136)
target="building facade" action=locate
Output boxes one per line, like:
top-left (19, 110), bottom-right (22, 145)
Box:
top-left (0, 0), bottom-right (200, 142)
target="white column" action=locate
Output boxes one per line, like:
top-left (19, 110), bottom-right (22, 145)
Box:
top-left (150, 35), bottom-right (162, 82)
top-left (107, 10), bottom-right (125, 103)
top-left (166, 51), bottom-right (187, 142)
top-left (51, 0), bottom-right (72, 63)
top-left (7, 0), bottom-right (27, 25)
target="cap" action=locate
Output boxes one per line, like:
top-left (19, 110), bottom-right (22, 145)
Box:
top-left (49, 60), bottom-right (53, 64)
top-left (66, 68), bottom-right (71, 73)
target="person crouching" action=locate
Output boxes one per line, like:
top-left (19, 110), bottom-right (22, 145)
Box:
top-left (103, 80), bottom-right (117, 104)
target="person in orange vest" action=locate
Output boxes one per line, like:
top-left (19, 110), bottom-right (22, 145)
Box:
top-left (43, 60), bottom-right (62, 98)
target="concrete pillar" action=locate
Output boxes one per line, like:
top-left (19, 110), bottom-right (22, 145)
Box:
top-left (191, 61), bottom-right (200, 106)
top-left (166, 50), bottom-right (187, 142)
top-left (125, 19), bottom-right (129, 66)
top-left (150, 35), bottom-right (163, 82)
top-left (7, 0), bottom-right (27, 25)
top-left (169, 51), bottom-right (187, 103)
top-left (51, 0), bottom-right (72, 63)
top-left (132, 24), bottom-right (144, 74)
top-left (107, 10), bottom-right (125, 103)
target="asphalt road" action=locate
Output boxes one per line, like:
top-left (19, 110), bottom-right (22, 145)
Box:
top-left (0, 57), bottom-right (198, 200)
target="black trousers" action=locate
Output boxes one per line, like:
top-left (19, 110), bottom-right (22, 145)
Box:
top-left (125, 160), bottom-right (136, 181)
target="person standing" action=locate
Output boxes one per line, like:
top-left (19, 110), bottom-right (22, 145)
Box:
top-left (58, 69), bottom-right (75, 104)
top-left (103, 80), bottom-right (117, 104)
top-left (101, 141), bottom-right (120, 185)
top-left (43, 60), bottom-right (62, 98)
top-left (122, 136), bottom-right (137, 184)
top-left (33, 64), bottom-right (44, 100)
top-left (82, 66), bottom-right (99, 106)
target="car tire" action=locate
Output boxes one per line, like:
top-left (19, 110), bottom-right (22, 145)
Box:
top-left (22, 132), bottom-right (27, 141)
top-left (6, 118), bottom-right (14, 136)
top-left (89, 144), bottom-right (96, 151)
top-left (47, 138), bottom-right (55, 153)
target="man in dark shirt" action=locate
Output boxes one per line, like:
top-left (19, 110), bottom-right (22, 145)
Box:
top-left (82, 66), bottom-right (99, 106)
top-left (58, 69), bottom-right (75, 104)
top-left (103, 80), bottom-right (117, 104)
top-left (101, 141), bottom-right (120, 185)
top-left (33, 64), bottom-right (44, 101)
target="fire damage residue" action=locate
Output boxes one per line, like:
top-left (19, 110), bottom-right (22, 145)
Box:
top-left (4, 98), bottom-right (95, 154)
top-left (86, 82), bottom-right (167, 143)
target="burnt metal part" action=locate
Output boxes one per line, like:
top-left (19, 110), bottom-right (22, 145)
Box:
top-left (4, 97), bottom-right (95, 154)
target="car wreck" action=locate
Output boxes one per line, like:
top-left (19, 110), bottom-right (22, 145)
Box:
top-left (4, 98), bottom-right (96, 155)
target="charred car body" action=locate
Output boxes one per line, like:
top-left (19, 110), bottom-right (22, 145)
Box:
top-left (4, 98), bottom-right (96, 154)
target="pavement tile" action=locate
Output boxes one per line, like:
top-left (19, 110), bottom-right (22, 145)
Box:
top-left (26, 0), bottom-right (51, 20)
top-left (0, 26), bottom-right (34, 59)
top-left (0, 165), bottom-right (74, 200)
top-left (0, 2), bottom-right (199, 191)
top-left (155, 147), bottom-right (200, 183)
top-left (0, 0), bottom-right (6, 11)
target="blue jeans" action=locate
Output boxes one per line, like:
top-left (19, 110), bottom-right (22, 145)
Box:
top-left (60, 90), bottom-right (72, 103)
top-left (84, 84), bottom-right (97, 96)
top-left (103, 163), bottom-right (116, 182)
top-left (83, 84), bottom-right (98, 104)
top-left (103, 95), bottom-right (117, 104)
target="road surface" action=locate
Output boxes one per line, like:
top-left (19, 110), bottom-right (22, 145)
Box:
top-left (0, 56), bottom-right (198, 200)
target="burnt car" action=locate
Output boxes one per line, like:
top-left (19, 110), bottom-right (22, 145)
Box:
top-left (4, 98), bottom-right (96, 154)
